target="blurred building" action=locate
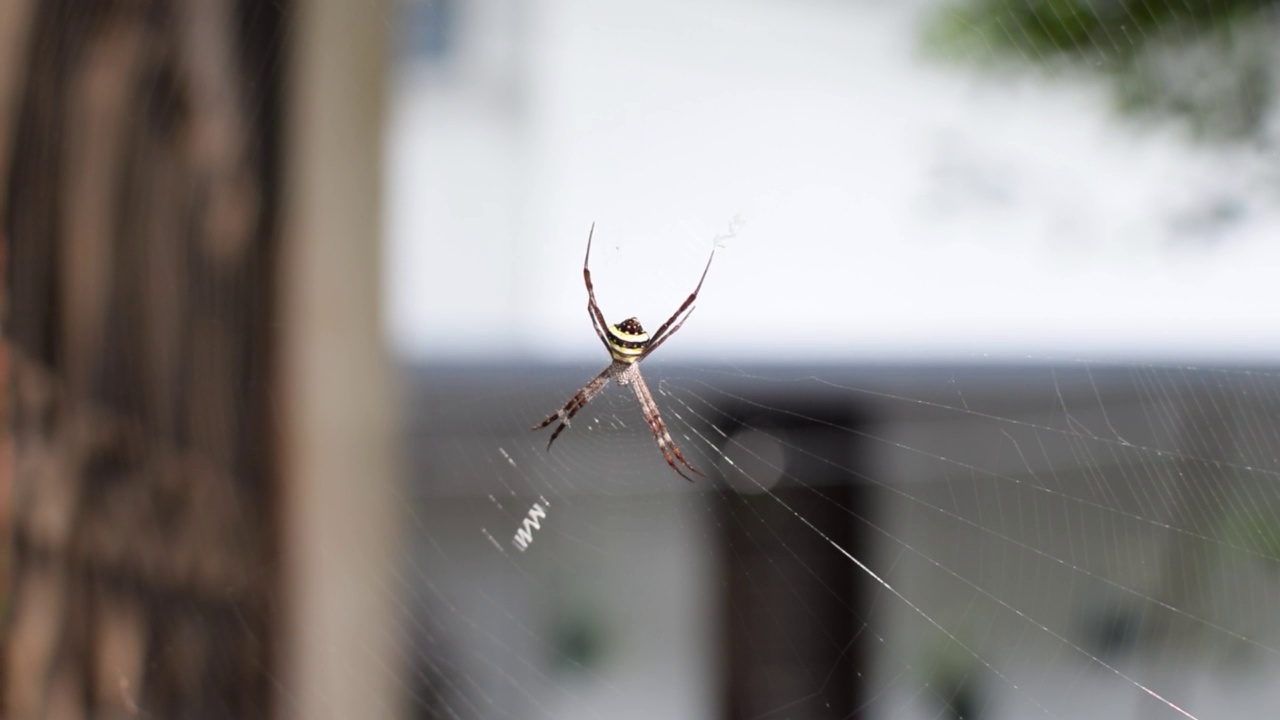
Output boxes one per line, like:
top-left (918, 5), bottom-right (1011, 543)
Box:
top-left (391, 1), bottom-right (1280, 719)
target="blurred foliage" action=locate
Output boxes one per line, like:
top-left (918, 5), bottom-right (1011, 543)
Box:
top-left (548, 602), bottom-right (611, 674)
top-left (922, 634), bottom-right (984, 720)
top-left (928, 0), bottom-right (1280, 139)
top-left (1222, 508), bottom-right (1280, 568)
top-left (935, 0), bottom-right (1275, 60)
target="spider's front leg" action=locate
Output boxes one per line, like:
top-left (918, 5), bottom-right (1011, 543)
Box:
top-left (628, 368), bottom-right (704, 482)
top-left (533, 364), bottom-right (617, 449)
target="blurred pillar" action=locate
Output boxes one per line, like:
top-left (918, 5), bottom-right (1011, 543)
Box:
top-left (281, 1), bottom-right (402, 720)
top-left (2, 0), bottom-right (285, 717)
top-left (1135, 386), bottom-right (1237, 719)
top-left (718, 409), bottom-right (876, 720)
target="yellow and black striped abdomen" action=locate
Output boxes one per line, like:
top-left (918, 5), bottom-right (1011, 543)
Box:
top-left (607, 317), bottom-right (650, 363)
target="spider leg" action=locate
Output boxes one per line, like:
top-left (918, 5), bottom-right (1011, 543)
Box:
top-left (532, 364), bottom-right (615, 449)
top-left (582, 223), bottom-right (612, 351)
top-left (639, 241), bottom-right (716, 350)
top-left (629, 369), bottom-right (704, 482)
top-left (588, 301), bottom-right (609, 346)
top-left (638, 306), bottom-right (694, 362)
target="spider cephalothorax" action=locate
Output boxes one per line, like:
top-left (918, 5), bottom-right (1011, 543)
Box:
top-left (533, 224), bottom-right (716, 481)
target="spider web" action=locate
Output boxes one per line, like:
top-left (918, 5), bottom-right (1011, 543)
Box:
top-left (387, 1), bottom-right (1280, 719)
top-left (405, 360), bottom-right (1280, 720)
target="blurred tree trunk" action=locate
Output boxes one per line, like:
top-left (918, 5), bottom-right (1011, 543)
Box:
top-left (1, 0), bottom-right (284, 717)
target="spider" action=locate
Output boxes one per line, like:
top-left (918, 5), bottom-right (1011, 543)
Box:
top-left (533, 223), bottom-right (716, 481)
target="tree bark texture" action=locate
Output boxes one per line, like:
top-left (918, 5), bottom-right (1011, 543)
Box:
top-left (1, 1), bottom-right (284, 717)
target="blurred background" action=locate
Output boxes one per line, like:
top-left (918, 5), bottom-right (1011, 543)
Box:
top-left (4, 0), bottom-right (1280, 718)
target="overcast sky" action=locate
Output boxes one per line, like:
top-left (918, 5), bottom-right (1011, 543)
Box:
top-left (385, 0), bottom-right (1280, 364)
